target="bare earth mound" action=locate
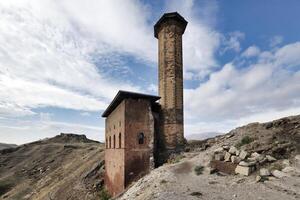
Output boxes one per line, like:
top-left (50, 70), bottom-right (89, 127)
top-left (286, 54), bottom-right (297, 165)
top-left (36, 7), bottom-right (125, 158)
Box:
top-left (0, 133), bottom-right (105, 200)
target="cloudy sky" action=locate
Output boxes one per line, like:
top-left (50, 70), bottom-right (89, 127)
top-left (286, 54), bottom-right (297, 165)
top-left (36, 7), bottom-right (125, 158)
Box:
top-left (0, 0), bottom-right (299, 144)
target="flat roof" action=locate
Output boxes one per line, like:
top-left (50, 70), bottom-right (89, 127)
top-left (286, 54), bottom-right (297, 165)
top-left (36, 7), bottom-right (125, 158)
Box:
top-left (101, 90), bottom-right (160, 117)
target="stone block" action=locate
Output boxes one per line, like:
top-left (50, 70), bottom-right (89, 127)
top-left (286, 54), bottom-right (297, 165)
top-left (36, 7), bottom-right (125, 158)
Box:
top-left (260, 168), bottom-right (270, 176)
top-left (266, 155), bottom-right (276, 162)
top-left (271, 170), bottom-right (289, 178)
top-left (210, 160), bottom-right (237, 175)
top-left (239, 161), bottom-right (256, 167)
top-left (214, 147), bottom-right (224, 153)
top-left (235, 165), bottom-right (252, 176)
top-left (229, 146), bottom-right (238, 155)
top-left (214, 152), bottom-right (225, 161)
top-left (224, 152), bottom-right (231, 162)
top-left (231, 156), bottom-right (241, 164)
top-left (239, 150), bottom-right (249, 160)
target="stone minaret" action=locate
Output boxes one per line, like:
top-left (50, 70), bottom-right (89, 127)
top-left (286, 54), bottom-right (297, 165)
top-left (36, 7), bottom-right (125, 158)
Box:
top-left (154, 12), bottom-right (187, 151)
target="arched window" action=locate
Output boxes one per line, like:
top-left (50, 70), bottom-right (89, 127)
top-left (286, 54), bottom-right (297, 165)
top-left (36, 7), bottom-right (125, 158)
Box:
top-left (119, 133), bottom-right (121, 148)
top-left (138, 132), bottom-right (144, 144)
top-left (106, 138), bottom-right (108, 148)
top-left (113, 135), bottom-right (116, 148)
top-left (109, 136), bottom-right (111, 148)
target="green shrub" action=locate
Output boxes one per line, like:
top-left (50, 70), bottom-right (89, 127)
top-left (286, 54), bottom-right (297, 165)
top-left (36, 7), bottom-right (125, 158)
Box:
top-left (235, 136), bottom-right (254, 148)
top-left (194, 165), bottom-right (204, 175)
top-left (98, 188), bottom-right (111, 200)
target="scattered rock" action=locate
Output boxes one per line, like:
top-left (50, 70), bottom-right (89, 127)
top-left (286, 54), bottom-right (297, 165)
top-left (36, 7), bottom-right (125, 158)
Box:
top-left (271, 170), bottom-right (289, 178)
top-left (239, 150), bottom-right (249, 160)
top-left (266, 155), bottom-right (277, 162)
top-left (239, 161), bottom-right (256, 167)
top-left (282, 166), bottom-right (296, 174)
top-left (251, 152), bottom-right (260, 158)
top-left (214, 147), bottom-right (224, 153)
top-left (260, 168), bottom-right (270, 176)
top-left (229, 146), bottom-right (238, 155)
top-left (224, 152), bottom-right (231, 162)
top-left (214, 153), bottom-right (225, 161)
top-left (231, 156), bottom-right (241, 164)
top-left (235, 165), bottom-right (252, 176)
top-left (222, 145), bottom-right (230, 151)
top-left (256, 175), bottom-right (262, 182)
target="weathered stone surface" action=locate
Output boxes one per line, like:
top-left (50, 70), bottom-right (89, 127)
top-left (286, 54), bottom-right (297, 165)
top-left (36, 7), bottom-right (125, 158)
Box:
top-left (256, 175), bottom-right (262, 182)
top-left (266, 155), bottom-right (276, 162)
top-left (229, 146), bottom-right (238, 155)
top-left (224, 152), bottom-right (231, 162)
top-left (271, 170), bottom-right (289, 178)
top-left (235, 150), bottom-right (240, 156)
top-left (239, 150), bottom-right (249, 160)
top-left (251, 152), bottom-right (260, 158)
top-left (214, 147), bottom-right (224, 153)
top-left (210, 160), bottom-right (237, 175)
top-left (231, 156), bottom-right (241, 164)
top-left (214, 152), bottom-right (225, 161)
top-left (235, 165), bottom-right (252, 176)
top-left (282, 166), bottom-right (296, 174)
top-left (260, 168), bottom-right (270, 176)
top-left (239, 161), bottom-right (256, 167)
top-left (222, 145), bottom-right (230, 151)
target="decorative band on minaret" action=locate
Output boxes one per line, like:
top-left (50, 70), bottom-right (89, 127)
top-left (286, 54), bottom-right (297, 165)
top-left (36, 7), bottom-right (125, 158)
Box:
top-left (154, 12), bottom-right (187, 150)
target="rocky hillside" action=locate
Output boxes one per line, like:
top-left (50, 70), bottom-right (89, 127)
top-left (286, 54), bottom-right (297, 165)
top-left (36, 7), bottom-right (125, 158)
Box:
top-left (0, 133), bottom-right (105, 200)
top-left (0, 144), bottom-right (17, 151)
top-left (118, 115), bottom-right (300, 200)
top-left (0, 115), bottom-right (299, 200)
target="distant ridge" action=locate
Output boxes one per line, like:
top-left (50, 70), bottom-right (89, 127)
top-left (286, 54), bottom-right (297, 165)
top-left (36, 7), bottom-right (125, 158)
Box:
top-left (0, 143), bottom-right (17, 150)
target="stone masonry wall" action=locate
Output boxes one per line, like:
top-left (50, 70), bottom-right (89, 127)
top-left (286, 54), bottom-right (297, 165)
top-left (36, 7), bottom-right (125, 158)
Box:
top-left (158, 19), bottom-right (185, 150)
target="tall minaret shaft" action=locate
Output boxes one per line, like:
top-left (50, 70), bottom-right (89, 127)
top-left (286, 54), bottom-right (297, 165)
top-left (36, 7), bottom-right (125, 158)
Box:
top-left (154, 12), bottom-right (187, 150)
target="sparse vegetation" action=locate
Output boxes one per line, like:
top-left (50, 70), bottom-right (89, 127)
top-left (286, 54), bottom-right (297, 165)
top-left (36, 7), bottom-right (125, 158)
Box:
top-left (270, 162), bottom-right (284, 171)
top-left (190, 191), bottom-right (202, 197)
top-left (0, 179), bottom-right (14, 196)
top-left (235, 136), bottom-right (254, 148)
top-left (168, 154), bottom-right (185, 164)
top-left (194, 165), bottom-right (204, 175)
top-left (98, 188), bottom-right (111, 200)
top-left (160, 179), bottom-right (167, 184)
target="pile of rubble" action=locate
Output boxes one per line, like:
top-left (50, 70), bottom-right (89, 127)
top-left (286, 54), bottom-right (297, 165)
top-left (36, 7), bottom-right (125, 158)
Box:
top-left (211, 145), bottom-right (277, 176)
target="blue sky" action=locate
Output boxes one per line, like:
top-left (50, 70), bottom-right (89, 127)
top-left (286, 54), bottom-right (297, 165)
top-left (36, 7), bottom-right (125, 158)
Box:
top-left (0, 0), bottom-right (299, 144)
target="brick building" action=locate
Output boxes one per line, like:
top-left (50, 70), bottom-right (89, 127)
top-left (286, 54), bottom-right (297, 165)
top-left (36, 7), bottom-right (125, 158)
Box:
top-left (102, 12), bottom-right (187, 197)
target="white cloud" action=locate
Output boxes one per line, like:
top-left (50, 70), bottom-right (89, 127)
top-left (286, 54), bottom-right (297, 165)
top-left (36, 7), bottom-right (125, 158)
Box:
top-left (165, 0), bottom-right (221, 78)
top-left (185, 42), bottom-right (300, 135)
top-left (0, 119), bottom-right (104, 144)
top-left (80, 112), bottom-right (91, 117)
top-left (221, 31), bottom-right (245, 53)
top-left (0, 0), bottom-right (143, 118)
top-left (242, 45), bottom-right (261, 58)
top-left (269, 35), bottom-right (283, 47)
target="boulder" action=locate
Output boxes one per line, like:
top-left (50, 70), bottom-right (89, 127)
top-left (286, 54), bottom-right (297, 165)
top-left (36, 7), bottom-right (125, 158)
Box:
top-left (259, 168), bottom-right (271, 177)
top-left (224, 152), bottom-right (231, 162)
top-left (256, 175), bottom-right (262, 182)
top-left (239, 150), bottom-right (249, 160)
top-left (235, 165), bottom-right (253, 176)
top-left (229, 146), bottom-right (238, 155)
top-left (231, 156), bottom-right (241, 164)
top-left (266, 155), bottom-right (276, 162)
top-left (236, 150), bottom-right (240, 156)
top-left (271, 170), bottom-right (289, 178)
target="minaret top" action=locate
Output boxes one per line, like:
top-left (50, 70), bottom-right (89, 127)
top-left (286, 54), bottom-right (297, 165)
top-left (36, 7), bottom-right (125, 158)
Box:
top-left (154, 12), bottom-right (188, 38)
